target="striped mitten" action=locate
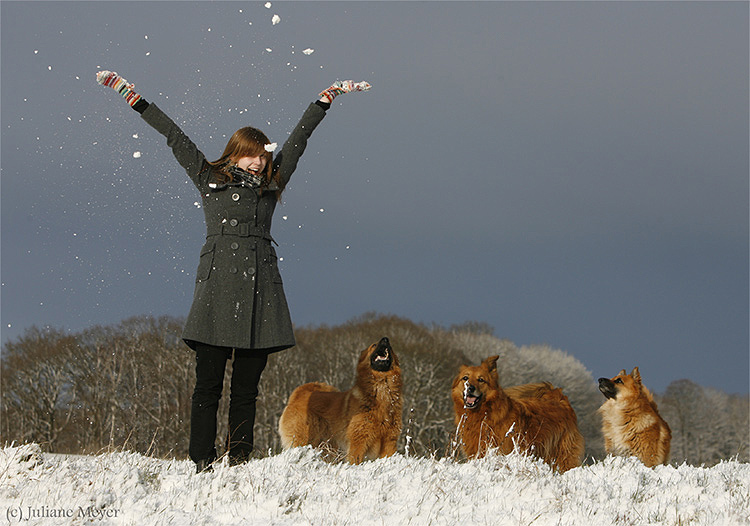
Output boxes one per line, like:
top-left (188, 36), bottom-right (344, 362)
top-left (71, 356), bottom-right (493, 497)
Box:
top-left (318, 80), bottom-right (371, 103)
top-left (96, 70), bottom-right (142, 107)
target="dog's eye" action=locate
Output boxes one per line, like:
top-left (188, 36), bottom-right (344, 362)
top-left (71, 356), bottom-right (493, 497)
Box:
top-left (478, 377), bottom-right (486, 383)
top-left (614, 379), bottom-right (623, 384)
top-left (461, 376), bottom-right (469, 381)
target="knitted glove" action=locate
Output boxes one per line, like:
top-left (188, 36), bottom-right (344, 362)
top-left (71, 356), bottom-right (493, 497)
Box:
top-left (318, 80), bottom-right (371, 103)
top-left (96, 70), bottom-right (142, 107)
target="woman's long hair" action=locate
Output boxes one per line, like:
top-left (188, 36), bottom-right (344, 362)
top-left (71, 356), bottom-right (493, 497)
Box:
top-left (207, 127), bottom-right (280, 198)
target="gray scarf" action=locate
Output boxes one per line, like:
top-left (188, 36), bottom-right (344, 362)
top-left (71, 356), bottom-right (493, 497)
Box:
top-left (209, 165), bottom-right (265, 190)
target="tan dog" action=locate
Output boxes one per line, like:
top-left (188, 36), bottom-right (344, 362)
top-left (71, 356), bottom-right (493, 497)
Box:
top-left (452, 355), bottom-right (585, 472)
top-left (598, 367), bottom-right (671, 467)
top-left (278, 337), bottom-right (402, 463)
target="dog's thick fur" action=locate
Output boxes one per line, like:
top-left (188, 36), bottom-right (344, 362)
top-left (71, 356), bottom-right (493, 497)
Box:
top-left (598, 367), bottom-right (671, 467)
top-left (278, 337), bottom-right (402, 463)
top-left (451, 355), bottom-right (585, 472)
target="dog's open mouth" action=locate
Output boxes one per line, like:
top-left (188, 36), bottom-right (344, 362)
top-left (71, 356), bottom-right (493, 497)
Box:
top-left (463, 381), bottom-right (482, 409)
top-left (370, 337), bottom-right (393, 372)
top-left (463, 393), bottom-right (482, 409)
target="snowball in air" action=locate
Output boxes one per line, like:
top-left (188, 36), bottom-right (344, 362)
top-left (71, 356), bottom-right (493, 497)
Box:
top-left (264, 142), bottom-right (278, 153)
top-left (133, 151), bottom-right (142, 158)
top-left (303, 48), bottom-right (314, 55)
top-left (272, 14), bottom-right (281, 25)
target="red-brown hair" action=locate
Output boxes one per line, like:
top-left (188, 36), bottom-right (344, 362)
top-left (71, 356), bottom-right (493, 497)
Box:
top-left (207, 127), bottom-right (280, 198)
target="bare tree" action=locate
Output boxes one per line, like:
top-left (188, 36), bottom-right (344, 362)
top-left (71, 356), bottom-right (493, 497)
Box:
top-left (659, 381), bottom-right (749, 466)
top-left (726, 393), bottom-right (750, 462)
top-left (660, 379), bottom-right (712, 465)
top-left (1, 327), bottom-right (79, 449)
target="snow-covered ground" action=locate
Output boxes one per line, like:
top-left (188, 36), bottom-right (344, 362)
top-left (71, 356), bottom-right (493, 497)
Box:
top-left (1, 443), bottom-right (748, 526)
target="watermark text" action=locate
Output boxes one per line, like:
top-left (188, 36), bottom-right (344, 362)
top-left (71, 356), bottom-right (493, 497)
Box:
top-left (6, 505), bottom-right (120, 522)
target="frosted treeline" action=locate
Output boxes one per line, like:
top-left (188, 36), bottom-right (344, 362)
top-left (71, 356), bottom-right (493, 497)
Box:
top-left (1, 314), bottom-right (747, 465)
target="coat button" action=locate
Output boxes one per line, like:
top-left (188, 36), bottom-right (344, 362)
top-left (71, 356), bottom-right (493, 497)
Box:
top-left (247, 267), bottom-right (256, 275)
top-left (229, 267), bottom-right (238, 274)
top-left (232, 193), bottom-right (240, 201)
top-left (229, 218), bottom-right (238, 227)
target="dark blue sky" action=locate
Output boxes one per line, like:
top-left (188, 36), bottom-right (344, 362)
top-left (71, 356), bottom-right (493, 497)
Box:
top-left (1, 2), bottom-right (747, 394)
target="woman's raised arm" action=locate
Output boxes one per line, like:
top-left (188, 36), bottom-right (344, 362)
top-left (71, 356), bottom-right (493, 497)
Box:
top-left (96, 70), bottom-right (207, 186)
top-left (273, 80), bottom-right (371, 188)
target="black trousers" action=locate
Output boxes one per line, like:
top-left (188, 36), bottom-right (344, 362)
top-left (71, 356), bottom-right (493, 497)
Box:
top-left (189, 342), bottom-right (268, 464)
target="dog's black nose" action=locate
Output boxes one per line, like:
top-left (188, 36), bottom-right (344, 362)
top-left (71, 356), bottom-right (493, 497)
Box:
top-left (379, 337), bottom-right (390, 347)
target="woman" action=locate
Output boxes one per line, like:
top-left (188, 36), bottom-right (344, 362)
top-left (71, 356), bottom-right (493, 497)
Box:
top-left (96, 70), bottom-right (370, 472)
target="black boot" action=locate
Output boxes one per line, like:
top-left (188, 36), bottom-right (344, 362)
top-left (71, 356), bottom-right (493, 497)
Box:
top-left (195, 458), bottom-right (214, 474)
top-left (228, 451), bottom-right (251, 467)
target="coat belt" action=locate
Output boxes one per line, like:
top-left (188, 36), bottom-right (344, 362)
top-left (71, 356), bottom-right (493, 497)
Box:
top-left (206, 222), bottom-right (276, 244)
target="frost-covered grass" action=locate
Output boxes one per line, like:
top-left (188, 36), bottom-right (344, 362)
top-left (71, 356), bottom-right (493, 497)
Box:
top-left (1, 443), bottom-right (748, 525)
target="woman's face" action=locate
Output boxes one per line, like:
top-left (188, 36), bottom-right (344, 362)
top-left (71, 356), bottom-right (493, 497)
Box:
top-left (235, 155), bottom-right (267, 174)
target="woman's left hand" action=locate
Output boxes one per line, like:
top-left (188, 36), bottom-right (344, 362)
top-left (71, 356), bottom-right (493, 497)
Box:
top-left (318, 80), bottom-right (371, 103)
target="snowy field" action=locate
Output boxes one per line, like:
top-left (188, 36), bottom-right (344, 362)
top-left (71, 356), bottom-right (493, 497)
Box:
top-left (1, 444), bottom-right (748, 526)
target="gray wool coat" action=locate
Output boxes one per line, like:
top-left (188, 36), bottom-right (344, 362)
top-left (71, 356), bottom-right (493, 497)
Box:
top-left (141, 102), bottom-right (327, 353)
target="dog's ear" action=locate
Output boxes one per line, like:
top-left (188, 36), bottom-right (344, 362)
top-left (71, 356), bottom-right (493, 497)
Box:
top-left (483, 355), bottom-right (500, 374)
top-left (618, 369), bottom-right (627, 377)
top-left (631, 367), bottom-right (641, 383)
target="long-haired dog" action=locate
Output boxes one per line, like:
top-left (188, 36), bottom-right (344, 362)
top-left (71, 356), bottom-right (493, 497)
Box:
top-left (451, 355), bottom-right (584, 472)
top-left (278, 337), bottom-right (402, 463)
top-left (598, 367), bottom-right (671, 467)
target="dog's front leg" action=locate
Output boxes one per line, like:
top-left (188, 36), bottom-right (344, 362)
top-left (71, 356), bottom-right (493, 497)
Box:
top-left (345, 415), bottom-right (373, 464)
top-left (379, 434), bottom-right (398, 458)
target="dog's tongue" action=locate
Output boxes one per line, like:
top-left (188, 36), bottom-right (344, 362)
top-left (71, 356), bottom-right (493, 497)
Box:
top-left (465, 395), bottom-right (478, 406)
